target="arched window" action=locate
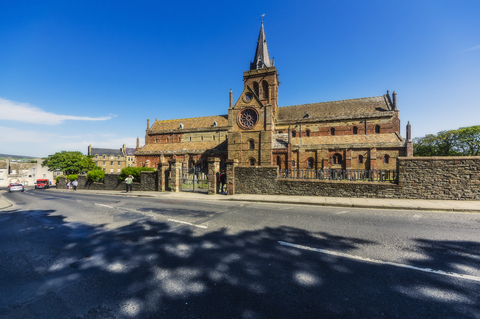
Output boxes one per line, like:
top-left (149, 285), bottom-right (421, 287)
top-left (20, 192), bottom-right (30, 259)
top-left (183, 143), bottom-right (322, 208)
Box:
top-left (353, 126), bottom-right (358, 135)
top-left (262, 80), bottom-right (269, 99)
top-left (276, 156), bottom-right (281, 166)
top-left (249, 139), bottom-right (255, 150)
top-left (249, 158), bottom-right (256, 166)
top-left (330, 128), bottom-right (335, 135)
top-left (292, 130), bottom-right (296, 137)
top-left (383, 155), bottom-right (390, 164)
top-left (375, 125), bottom-right (380, 134)
top-left (306, 129), bottom-right (311, 137)
top-left (213, 135), bottom-right (215, 140)
top-left (332, 153), bottom-right (342, 164)
top-left (358, 155), bottom-right (364, 164)
top-left (307, 158), bottom-right (315, 169)
top-left (253, 82), bottom-right (260, 97)
top-left (292, 160), bottom-right (296, 169)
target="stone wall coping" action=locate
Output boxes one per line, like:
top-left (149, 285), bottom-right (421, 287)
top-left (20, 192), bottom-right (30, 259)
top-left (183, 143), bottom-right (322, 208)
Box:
top-left (278, 178), bottom-right (399, 187)
top-left (398, 156), bottom-right (480, 161)
top-left (237, 165), bottom-right (278, 168)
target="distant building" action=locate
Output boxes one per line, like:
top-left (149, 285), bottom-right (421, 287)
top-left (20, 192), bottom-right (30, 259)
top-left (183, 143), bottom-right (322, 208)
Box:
top-left (87, 144), bottom-right (135, 173)
top-left (0, 159), bottom-right (53, 186)
top-left (135, 23), bottom-right (412, 171)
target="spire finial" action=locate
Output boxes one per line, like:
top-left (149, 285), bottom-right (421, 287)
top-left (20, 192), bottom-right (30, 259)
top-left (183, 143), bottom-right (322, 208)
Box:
top-left (250, 20), bottom-right (274, 70)
top-left (260, 14), bottom-right (265, 22)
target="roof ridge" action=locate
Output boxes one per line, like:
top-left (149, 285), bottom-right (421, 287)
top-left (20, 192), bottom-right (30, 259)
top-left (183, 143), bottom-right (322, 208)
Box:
top-left (280, 96), bottom-right (384, 109)
top-left (155, 114), bottom-right (228, 123)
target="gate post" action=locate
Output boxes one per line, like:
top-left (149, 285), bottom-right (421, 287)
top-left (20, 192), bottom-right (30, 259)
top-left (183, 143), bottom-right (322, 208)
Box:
top-left (157, 161), bottom-right (168, 191)
top-left (170, 159), bottom-right (182, 192)
top-left (208, 157), bottom-right (220, 195)
top-left (226, 159), bottom-right (238, 195)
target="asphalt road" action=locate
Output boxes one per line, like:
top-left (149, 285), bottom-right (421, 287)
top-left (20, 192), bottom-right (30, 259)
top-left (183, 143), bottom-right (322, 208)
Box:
top-left (1, 189), bottom-right (479, 319)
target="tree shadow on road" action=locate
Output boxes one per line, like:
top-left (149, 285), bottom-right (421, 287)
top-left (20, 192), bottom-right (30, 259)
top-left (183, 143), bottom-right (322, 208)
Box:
top-left (0, 208), bottom-right (478, 319)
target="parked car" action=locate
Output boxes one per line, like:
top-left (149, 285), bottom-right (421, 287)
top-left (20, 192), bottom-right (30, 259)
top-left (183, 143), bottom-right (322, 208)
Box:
top-left (8, 183), bottom-right (24, 193)
top-left (35, 179), bottom-right (50, 189)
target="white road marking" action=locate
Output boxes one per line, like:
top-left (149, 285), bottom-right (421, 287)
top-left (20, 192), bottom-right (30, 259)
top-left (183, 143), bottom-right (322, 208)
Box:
top-left (167, 219), bottom-right (207, 228)
top-left (335, 211), bottom-right (349, 214)
top-left (95, 203), bottom-right (114, 208)
top-left (278, 241), bottom-right (480, 282)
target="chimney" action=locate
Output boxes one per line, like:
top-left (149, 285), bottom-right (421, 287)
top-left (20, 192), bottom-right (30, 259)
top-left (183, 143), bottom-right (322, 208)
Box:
top-left (406, 121), bottom-right (412, 142)
top-left (229, 88), bottom-right (233, 109)
top-left (147, 119), bottom-right (150, 130)
top-left (136, 137), bottom-right (139, 149)
top-left (88, 144), bottom-right (91, 155)
top-left (392, 91), bottom-right (397, 110)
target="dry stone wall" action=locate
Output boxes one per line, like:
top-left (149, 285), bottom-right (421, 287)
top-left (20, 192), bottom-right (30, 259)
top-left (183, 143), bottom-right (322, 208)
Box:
top-left (57, 171), bottom-right (158, 192)
top-left (234, 157), bottom-right (480, 200)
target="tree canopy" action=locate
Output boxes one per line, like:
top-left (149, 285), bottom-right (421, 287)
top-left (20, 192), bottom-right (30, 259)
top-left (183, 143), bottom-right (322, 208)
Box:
top-left (413, 125), bottom-right (480, 156)
top-left (42, 151), bottom-right (96, 175)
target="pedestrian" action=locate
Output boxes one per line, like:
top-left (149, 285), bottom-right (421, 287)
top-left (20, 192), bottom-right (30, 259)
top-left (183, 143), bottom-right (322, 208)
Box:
top-left (67, 180), bottom-right (71, 190)
top-left (220, 170), bottom-right (227, 194)
top-left (72, 179), bottom-right (78, 191)
top-left (125, 175), bottom-right (133, 192)
top-left (217, 172), bottom-right (221, 193)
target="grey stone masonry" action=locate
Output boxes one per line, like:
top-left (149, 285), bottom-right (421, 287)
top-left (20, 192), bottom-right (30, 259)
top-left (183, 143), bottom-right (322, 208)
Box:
top-left (58, 171), bottom-right (158, 192)
top-left (234, 157), bottom-right (480, 200)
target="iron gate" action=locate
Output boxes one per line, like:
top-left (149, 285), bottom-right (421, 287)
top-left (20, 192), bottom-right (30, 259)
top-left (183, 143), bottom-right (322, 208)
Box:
top-left (180, 166), bottom-right (208, 193)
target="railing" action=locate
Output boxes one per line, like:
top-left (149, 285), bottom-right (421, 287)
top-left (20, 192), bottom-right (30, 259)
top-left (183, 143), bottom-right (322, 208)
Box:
top-left (279, 169), bottom-right (398, 183)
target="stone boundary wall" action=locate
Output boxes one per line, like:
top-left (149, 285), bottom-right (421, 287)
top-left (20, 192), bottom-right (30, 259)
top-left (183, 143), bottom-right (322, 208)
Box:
top-left (234, 157), bottom-right (480, 200)
top-left (57, 171), bottom-right (158, 192)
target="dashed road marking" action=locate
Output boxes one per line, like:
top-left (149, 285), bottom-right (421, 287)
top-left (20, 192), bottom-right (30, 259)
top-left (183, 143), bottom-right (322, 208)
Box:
top-left (95, 203), bottom-right (114, 208)
top-left (335, 211), bottom-right (349, 214)
top-left (167, 219), bottom-right (207, 228)
top-left (278, 241), bottom-right (480, 282)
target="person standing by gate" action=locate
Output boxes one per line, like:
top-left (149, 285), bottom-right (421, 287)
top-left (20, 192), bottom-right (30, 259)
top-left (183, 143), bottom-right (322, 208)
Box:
top-left (125, 175), bottom-right (133, 192)
top-left (220, 170), bottom-right (226, 194)
top-left (72, 179), bottom-right (78, 191)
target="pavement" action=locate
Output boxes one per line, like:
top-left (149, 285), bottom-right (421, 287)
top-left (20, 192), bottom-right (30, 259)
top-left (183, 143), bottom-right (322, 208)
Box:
top-left (1, 188), bottom-right (480, 213)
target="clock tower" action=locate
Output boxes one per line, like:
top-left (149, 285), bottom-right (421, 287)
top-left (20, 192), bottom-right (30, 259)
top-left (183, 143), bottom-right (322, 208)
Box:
top-left (228, 22), bottom-right (279, 166)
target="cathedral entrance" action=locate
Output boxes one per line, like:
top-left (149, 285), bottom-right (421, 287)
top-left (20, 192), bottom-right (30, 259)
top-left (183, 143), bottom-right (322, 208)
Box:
top-left (180, 166), bottom-right (208, 193)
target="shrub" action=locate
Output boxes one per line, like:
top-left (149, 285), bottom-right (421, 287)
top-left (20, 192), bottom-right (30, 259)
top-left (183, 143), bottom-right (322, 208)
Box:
top-left (67, 174), bottom-right (78, 181)
top-left (119, 167), bottom-right (155, 182)
top-left (87, 170), bottom-right (105, 182)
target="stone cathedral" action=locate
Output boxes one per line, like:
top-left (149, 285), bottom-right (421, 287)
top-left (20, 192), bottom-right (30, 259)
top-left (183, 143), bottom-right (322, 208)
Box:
top-left (135, 23), bottom-right (412, 172)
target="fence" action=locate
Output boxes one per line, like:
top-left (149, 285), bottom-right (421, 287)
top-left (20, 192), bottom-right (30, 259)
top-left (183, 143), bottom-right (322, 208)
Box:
top-left (279, 169), bottom-right (398, 183)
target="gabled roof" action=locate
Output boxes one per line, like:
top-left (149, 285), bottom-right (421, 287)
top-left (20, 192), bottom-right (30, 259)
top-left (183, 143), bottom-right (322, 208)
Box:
top-left (277, 95), bottom-right (393, 123)
top-left (291, 133), bottom-right (404, 148)
top-left (135, 141), bottom-right (227, 155)
top-left (149, 115), bottom-right (228, 132)
top-left (90, 148), bottom-right (123, 156)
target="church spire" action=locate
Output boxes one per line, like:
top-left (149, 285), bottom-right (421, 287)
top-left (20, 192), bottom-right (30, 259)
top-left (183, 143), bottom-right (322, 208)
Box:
top-left (250, 22), bottom-right (274, 70)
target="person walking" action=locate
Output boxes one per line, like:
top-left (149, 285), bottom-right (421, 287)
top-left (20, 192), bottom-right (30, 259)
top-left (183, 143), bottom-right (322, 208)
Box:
top-left (125, 175), bottom-right (133, 192)
top-left (67, 180), bottom-right (71, 190)
top-left (72, 179), bottom-right (78, 191)
top-left (220, 170), bottom-right (227, 194)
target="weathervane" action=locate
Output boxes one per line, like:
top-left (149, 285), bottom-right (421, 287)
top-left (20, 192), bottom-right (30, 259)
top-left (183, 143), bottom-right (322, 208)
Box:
top-left (260, 14), bottom-right (265, 21)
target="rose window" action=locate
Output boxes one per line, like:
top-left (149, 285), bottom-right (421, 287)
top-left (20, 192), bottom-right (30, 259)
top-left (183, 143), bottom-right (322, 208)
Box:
top-left (239, 108), bottom-right (258, 129)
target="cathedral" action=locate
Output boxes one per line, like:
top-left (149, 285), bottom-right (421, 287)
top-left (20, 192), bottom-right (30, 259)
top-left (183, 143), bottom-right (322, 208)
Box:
top-left (135, 23), bottom-right (412, 172)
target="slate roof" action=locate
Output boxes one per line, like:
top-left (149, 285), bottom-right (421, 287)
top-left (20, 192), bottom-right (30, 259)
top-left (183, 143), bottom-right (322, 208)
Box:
top-left (277, 96), bottom-right (393, 123)
top-left (90, 148), bottom-right (123, 156)
top-left (125, 148), bottom-right (136, 156)
top-left (135, 141), bottom-right (227, 155)
top-left (149, 115), bottom-right (228, 132)
top-left (291, 133), bottom-right (404, 148)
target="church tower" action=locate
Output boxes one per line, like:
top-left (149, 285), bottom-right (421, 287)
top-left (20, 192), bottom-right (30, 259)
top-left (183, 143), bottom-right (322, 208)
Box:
top-left (228, 22), bottom-right (279, 166)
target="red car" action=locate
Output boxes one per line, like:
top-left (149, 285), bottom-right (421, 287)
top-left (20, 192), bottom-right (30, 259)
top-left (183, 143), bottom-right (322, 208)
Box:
top-left (35, 179), bottom-right (50, 189)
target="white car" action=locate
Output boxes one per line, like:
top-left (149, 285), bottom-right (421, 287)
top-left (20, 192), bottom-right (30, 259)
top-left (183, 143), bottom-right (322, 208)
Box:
top-left (8, 183), bottom-right (24, 193)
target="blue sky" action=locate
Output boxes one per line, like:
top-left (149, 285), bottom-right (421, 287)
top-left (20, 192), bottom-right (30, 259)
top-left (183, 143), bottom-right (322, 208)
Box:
top-left (1, 0), bottom-right (479, 157)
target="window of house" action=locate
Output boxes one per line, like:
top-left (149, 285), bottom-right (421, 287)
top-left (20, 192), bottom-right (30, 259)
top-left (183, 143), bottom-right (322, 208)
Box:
top-left (249, 158), bottom-right (256, 166)
top-left (358, 155), bottom-right (364, 164)
top-left (213, 135), bottom-right (215, 140)
top-left (262, 80), bottom-right (269, 99)
top-left (332, 153), bottom-right (342, 164)
top-left (306, 129), bottom-right (311, 137)
top-left (276, 156), bottom-right (281, 166)
top-left (96, 155), bottom-right (98, 159)
top-left (110, 168), bottom-right (113, 173)
top-left (201, 136), bottom-right (204, 141)
top-left (43, 174), bottom-right (46, 178)
top-left (103, 155), bottom-right (106, 159)
top-left (375, 125), bottom-right (380, 134)
top-left (118, 156), bottom-right (120, 160)
top-left (118, 161), bottom-right (121, 165)
top-left (110, 156), bottom-right (113, 160)
top-left (103, 168), bottom-right (106, 171)
top-left (103, 161), bottom-right (106, 166)
top-left (292, 130), bottom-right (296, 137)
top-left (117, 168), bottom-right (121, 172)
top-left (307, 158), bottom-right (314, 169)
top-left (110, 161), bottom-right (113, 165)
top-left (249, 139), bottom-right (255, 150)
top-left (32, 168), bottom-right (36, 173)
top-left (384, 155), bottom-right (390, 164)
top-left (353, 126), bottom-right (358, 134)
top-left (292, 160), bottom-right (296, 168)
top-left (253, 81), bottom-right (259, 97)
top-left (330, 128), bottom-right (335, 135)
top-left (32, 174), bottom-right (35, 179)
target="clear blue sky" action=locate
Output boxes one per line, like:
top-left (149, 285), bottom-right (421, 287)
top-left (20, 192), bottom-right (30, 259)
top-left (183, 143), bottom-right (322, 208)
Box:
top-left (1, 0), bottom-right (479, 157)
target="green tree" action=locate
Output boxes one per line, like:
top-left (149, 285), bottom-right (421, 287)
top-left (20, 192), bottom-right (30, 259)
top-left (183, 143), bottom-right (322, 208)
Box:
top-left (42, 151), bottom-right (96, 175)
top-left (87, 169), bottom-right (105, 182)
top-left (456, 125), bottom-right (480, 156)
top-left (413, 125), bottom-right (480, 156)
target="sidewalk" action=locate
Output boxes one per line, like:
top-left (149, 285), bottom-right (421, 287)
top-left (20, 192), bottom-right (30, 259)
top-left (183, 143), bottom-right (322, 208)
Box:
top-left (2, 188), bottom-right (479, 213)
